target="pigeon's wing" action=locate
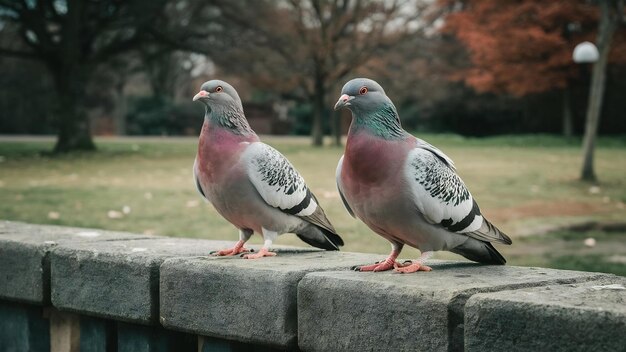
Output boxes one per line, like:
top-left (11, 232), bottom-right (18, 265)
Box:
top-left (193, 157), bottom-right (209, 202)
top-left (335, 155), bottom-right (355, 218)
top-left (415, 138), bottom-right (456, 170)
top-left (405, 146), bottom-right (511, 245)
top-left (242, 142), bottom-right (338, 235)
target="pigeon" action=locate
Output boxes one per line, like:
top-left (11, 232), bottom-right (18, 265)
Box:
top-left (334, 78), bottom-right (511, 273)
top-left (192, 79), bottom-right (343, 259)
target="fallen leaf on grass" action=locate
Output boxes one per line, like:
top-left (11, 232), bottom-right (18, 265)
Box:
top-left (48, 211), bottom-right (60, 220)
top-left (107, 210), bottom-right (123, 219)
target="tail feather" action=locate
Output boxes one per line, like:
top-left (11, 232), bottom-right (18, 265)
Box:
top-left (296, 225), bottom-right (344, 251)
top-left (465, 218), bottom-right (512, 245)
top-left (451, 239), bottom-right (506, 265)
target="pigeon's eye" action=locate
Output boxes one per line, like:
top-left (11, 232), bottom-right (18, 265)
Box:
top-left (359, 86), bottom-right (368, 95)
top-left (215, 86), bottom-right (223, 93)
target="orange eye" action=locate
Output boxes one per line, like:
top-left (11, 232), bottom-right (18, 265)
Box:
top-left (359, 86), bottom-right (368, 95)
top-left (215, 86), bottom-right (223, 93)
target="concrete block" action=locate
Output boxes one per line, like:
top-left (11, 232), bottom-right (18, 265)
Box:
top-left (160, 251), bottom-right (382, 349)
top-left (464, 277), bottom-right (626, 352)
top-left (51, 238), bottom-right (232, 324)
top-left (297, 262), bottom-right (608, 352)
top-left (198, 336), bottom-right (234, 352)
top-left (0, 220), bottom-right (150, 304)
top-left (0, 301), bottom-right (49, 352)
top-left (198, 336), bottom-right (284, 352)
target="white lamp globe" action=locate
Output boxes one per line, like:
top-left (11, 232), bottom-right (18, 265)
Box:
top-left (573, 41), bottom-right (599, 63)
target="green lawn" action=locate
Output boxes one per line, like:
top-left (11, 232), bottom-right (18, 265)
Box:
top-left (1, 134), bottom-right (625, 275)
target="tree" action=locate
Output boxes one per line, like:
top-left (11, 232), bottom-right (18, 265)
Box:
top-left (0, 0), bottom-right (213, 152)
top-left (441, 0), bottom-right (626, 137)
top-left (580, 0), bottom-right (625, 181)
top-left (208, 0), bottom-right (424, 146)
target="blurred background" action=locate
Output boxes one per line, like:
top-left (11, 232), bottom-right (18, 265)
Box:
top-left (0, 0), bottom-right (624, 275)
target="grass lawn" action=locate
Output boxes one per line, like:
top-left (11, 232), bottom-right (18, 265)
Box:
top-left (1, 134), bottom-right (625, 275)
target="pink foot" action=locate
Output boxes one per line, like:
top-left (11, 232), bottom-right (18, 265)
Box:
top-left (353, 257), bottom-right (400, 272)
top-left (393, 261), bottom-right (432, 274)
top-left (211, 240), bottom-right (250, 257)
top-left (242, 247), bottom-right (277, 259)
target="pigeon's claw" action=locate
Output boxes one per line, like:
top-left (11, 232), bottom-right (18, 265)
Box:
top-left (354, 257), bottom-right (399, 272)
top-left (242, 247), bottom-right (277, 259)
top-left (211, 247), bottom-right (251, 256)
top-left (353, 249), bottom-right (403, 272)
top-left (211, 240), bottom-right (250, 256)
top-left (393, 261), bottom-right (432, 274)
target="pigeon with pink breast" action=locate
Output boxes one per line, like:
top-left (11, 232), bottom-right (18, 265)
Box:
top-left (193, 79), bottom-right (343, 259)
top-left (334, 78), bottom-right (511, 273)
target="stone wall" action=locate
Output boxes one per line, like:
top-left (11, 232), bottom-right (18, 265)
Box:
top-left (0, 221), bottom-right (624, 351)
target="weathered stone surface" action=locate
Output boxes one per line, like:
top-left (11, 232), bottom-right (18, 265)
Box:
top-left (0, 221), bottom-right (150, 304)
top-left (198, 336), bottom-right (233, 352)
top-left (159, 251), bottom-right (382, 349)
top-left (297, 262), bottom-right (608, 352)
top-left (198, 335), bottom-right (284, 352)
top-left (5, 221), bottom-right (625, 351)
top-left (0, 301), bottom-right (50, 352)
top-left (464, 277), bottom-right (626, 352)
top-left (51, 238), bottom-right (234, 324)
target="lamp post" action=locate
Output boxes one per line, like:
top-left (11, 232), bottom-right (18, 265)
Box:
top-left (573, 40), bottom-right (603, 182)
top-left (572, 42), bottom-right (599, 138)
top-left (575, 0), bottom-right (623, 182)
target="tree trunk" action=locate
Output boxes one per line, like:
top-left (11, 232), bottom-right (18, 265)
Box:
top-left (114, 79), bottom-right (127, 135)
top-left (562, 88), bottom-right (573, 137)
top-left (580, 1), bottom-right (619, 181)
top-left (52, 0), bottom-right (95, 153)
top-left (52, 69), bottom-right (96, 153)
top-left (311, 73), bottom-right (325, 147)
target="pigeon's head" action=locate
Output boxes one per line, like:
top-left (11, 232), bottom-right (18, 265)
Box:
top-left (193, 80), bottom-right (242, 110)
top-left (333, 78), bottom-right (389, 113)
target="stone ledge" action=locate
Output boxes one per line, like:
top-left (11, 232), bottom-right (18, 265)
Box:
top-left (464, 277), bottom-right (626, 352)
top-left (297, 262), bottom-right (609, 352)
top-left (0, 221), bottom-right (152, 304)
top-left (159, 251), bottom-right (383, 349)
top-left (1, 222), bottom-right (624, 351)
top-left (50, 237), bottom-right (234, 324)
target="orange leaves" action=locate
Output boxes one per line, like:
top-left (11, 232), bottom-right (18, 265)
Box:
top-left (442, 0), bottom-right (625, 96)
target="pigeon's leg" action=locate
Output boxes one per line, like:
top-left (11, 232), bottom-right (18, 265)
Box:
top-left (353, 242), bottom-right (404, 272)
top-left (243, 228), bottom-right (278, 259)
top-left (211, 229), bottom-right (253, 256)
top-left (394, 251), bottom-right (433, 273)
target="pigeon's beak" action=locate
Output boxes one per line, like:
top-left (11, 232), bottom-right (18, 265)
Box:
top-left (334, 94), bottom-right (354, 110)
top-left (193, 90), bottom-right (209, 102)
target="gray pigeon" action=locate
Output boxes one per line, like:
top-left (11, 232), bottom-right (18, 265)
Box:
top-left (334, 78), bottom-right (511, 272)
top-left (193, 79), bottom-right (343, 258)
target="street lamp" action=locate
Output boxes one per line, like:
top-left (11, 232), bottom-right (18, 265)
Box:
top-left (573, 41), bottom-right (599, 63)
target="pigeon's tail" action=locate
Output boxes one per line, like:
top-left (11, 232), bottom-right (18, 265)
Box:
top-left (296, 225), bottom-right (344, 251)
top-left (465, 217), bottom-right (512, 245)
top-left (451, 238), bottom-right (506, 265)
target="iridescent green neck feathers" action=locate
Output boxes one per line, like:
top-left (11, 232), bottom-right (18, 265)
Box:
top-left (351, 103), bottom-right (406, 140)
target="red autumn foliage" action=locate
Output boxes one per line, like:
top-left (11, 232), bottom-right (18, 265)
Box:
top-left (442, 0), bottom-right (626, 96)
